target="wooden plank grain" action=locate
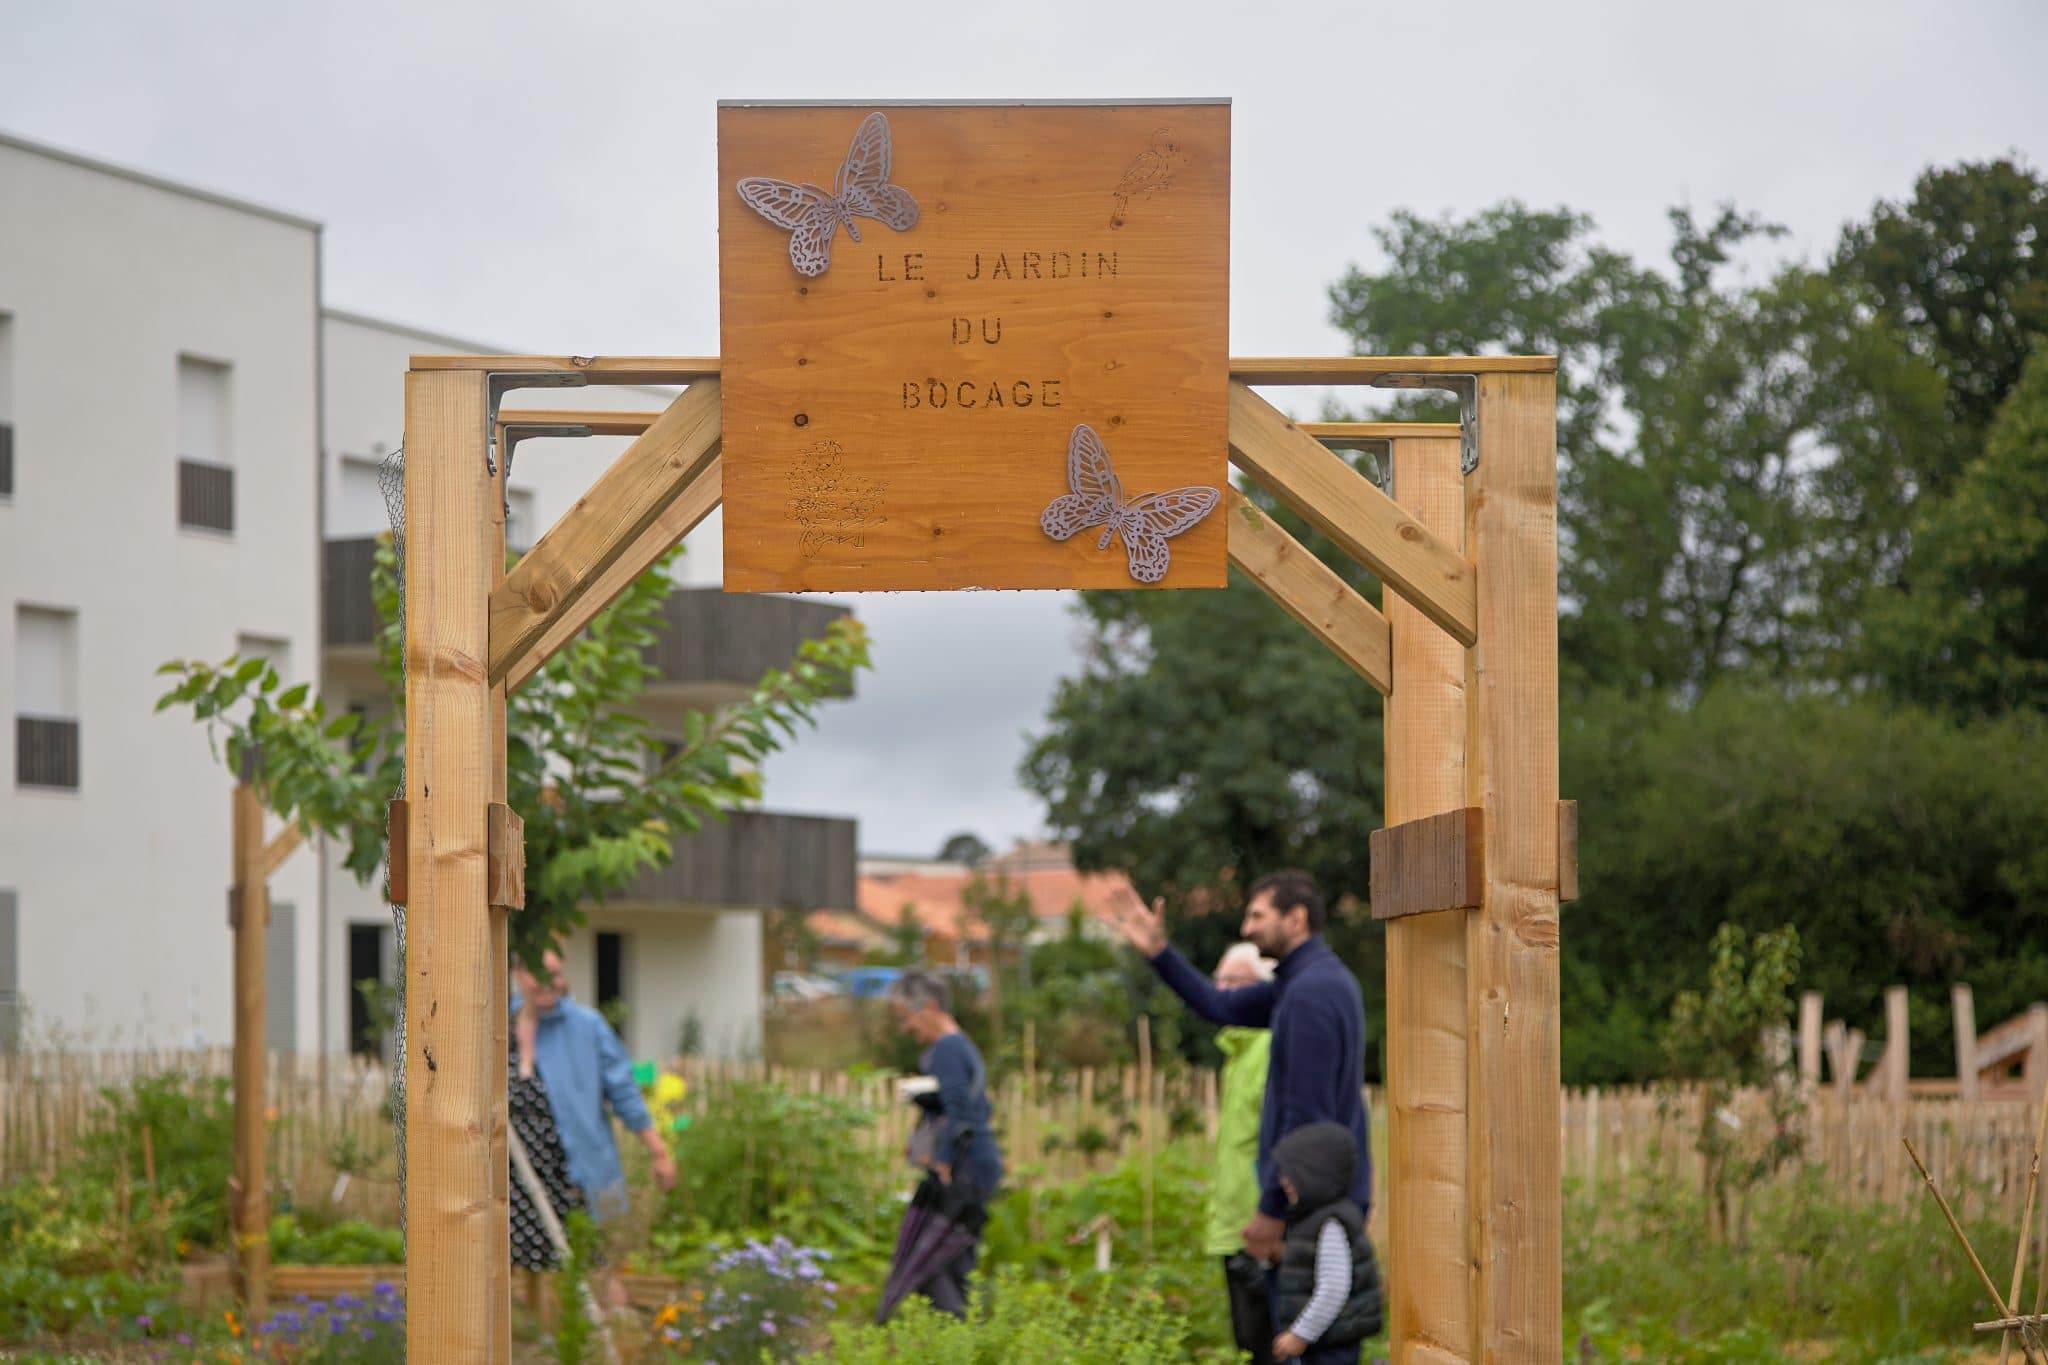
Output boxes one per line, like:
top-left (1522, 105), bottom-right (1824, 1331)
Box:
top-left (1380, 432), bottom-right (1474, 1365)
top-left (486, 379), bottom-right (722, 686)
top-left (1224, 489), bottom-right (1391, 693)
top-left (1228, 382), bottom-right (1478, 646)
top-left (401, 367), bottom-right (499, 1364)
top-left (1464, 370), bottom-right (1561, 1363)
top-left (412, 354), bottom-right (1553, 381)
top-left (1370, 807), bottom-right (1484, 922)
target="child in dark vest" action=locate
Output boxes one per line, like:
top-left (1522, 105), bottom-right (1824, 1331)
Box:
top-left (1270, 1121), bottom-right (1384, 1363)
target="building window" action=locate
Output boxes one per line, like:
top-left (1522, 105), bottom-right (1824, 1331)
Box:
top-left (0, 312), bottom-right (14, 499)
top-left (236, 633), bottom-right (291, 687)
top-left (15, 605), bottom-right (79, 791)
top-left (177, 356), bottom-right (233, 532)
top-left (596, 931), bottom-right (627, 1035)
top-left (348, 922), bottom-right (392, 1059)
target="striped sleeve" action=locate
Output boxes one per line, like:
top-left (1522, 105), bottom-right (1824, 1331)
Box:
top-left (1286, 1219), bottom-right (1353, 1343)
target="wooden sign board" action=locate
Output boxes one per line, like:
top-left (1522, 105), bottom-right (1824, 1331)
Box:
top-left (717, 99), bottom-right (1230, 591)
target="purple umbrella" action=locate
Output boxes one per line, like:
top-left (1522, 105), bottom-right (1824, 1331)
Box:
top-left (875, 1174), bottom-right (987, 1323)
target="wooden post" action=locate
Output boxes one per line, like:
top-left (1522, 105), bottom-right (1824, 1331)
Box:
top-left (1799, 992), bottom-right (1824, 1092)
top-left (487, 424), bottom-right (515, 1365)
top-left (231, 779), bottom-right (270, 1316)
top-left (402, 368), bottom-right (502, 1362)
top-left (1884, 987), bottom-right (1911, 1102)
top-left (1382, 433), bottom-right (1472, 1365)
top-left (1955, 985), bottom-right (1979, 1103)
top-left (1464, 370), bottom-right (1561, 1362)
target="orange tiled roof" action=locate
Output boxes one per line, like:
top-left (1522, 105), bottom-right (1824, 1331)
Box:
top-left (843, 844), bottom-right (1136, 946)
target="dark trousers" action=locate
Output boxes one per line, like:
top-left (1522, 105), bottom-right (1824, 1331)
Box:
top-left (1262, 1259), bottom-right (1360, 1365)
top-left (1224, 1252), bottom-right (1275, 1364)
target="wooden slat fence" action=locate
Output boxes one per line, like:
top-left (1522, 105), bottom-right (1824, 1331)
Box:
top-left (3, 1052), bottom-right (2037, 1223)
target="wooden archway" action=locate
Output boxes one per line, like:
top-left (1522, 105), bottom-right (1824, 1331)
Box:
top-left (397, 353), bottom-right (1562, 1363)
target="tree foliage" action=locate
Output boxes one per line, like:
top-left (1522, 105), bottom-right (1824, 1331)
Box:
top-left (1024, 159), bottom-right (2048, 1082)
top-left (159, 538), bottom-right (870, 965)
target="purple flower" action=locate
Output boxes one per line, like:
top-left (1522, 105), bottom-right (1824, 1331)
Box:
top-left (762, 1320), bottom-right (779, 1337)
top-left (135, 1315), bottom-right (153, 1330)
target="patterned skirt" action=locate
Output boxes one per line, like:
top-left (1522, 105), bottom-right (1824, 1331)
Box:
top-left (509, 1051), bottom-right (587, 1271)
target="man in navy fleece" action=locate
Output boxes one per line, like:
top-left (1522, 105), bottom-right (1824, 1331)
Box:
top-left (1115, 870), bottom-right (1370, 1268)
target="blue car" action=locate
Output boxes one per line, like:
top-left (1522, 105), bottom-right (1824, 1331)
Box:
top-left (837, 966), bottom-right (904, 999)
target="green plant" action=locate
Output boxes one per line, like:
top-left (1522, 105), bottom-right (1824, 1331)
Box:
top-left (650, 1082), bottom-right (887, 1274)
top-left (651, 1236), bottom-right (837, 1362)
top-left (268, 1213), bottom-right (403, 1265)
top-left (828, 1267), bottom-right (1198, 1363)
top-left (1660, 923), bottom-right (1805, 1244)
top-left (82, 1072), bottom-right (235, 1251)
top-left (553, 1211), bottom-right (600, 1365)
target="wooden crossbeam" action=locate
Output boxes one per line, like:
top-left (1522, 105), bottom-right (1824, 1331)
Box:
top-left (1224, 490), bottom-right (1392, 693)
top-left (486, 379), bottom-right (722, 686)
top-left (258, 823), bottom-right (304, 882)
top-left (410, 353), bottom-right (1556, 383)
top-left (499, 409), bottom-right (666, 436)
top-left (1370, 807), bottom-right (1484, 921)
top-left (1227, 382), bottom-right (1479, 646)
top-left (1298, 421), bottom-right (1461, 446)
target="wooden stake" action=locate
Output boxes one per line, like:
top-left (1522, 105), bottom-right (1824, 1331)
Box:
top-left (1999, 1081), bottom-right (2048, 1365)
top-left (1904, 1137), bottom-right (2047, 1364)
top-left (1798, 992), bottom-right (1823, 1092)
top-left (402, 367), bottom-right (501, 1363)
top-left (1382, 432), bottom-right (1473, 1365)
top-left (1464, 371), bottom-right (1561, 1363)
top-left (1956, 984), bottom-right (1980, 1103)
top-left (231, 781), bottom-right (270, 1316)
top-left (1884, 986), bottom-right (1911, 1102)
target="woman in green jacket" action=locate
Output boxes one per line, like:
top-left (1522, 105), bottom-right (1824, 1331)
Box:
top-left (1207, 942), bottom-right (1276, 1365)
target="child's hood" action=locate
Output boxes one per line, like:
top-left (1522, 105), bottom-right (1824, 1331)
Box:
top-left (1273, 1120), bottom-right (1357, 1215)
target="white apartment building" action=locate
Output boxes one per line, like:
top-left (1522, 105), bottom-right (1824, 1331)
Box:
top-left (0, 131), bottom-right (856, 1062)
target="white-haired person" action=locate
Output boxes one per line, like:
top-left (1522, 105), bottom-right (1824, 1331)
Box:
top-left (1209, 942), bottom-right (1278, 1365)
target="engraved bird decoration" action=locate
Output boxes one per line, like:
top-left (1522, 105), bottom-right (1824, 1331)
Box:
top-left (1109, 128), bottom-right (1187, 230)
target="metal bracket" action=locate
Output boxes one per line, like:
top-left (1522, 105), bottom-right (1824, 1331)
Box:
top-left (485, 372), bottom-right (587, 475)
top-left (499, 422), bottom-right (594, 487)
top-left (1305, 434), bottom-right (1392, 494)
top-left (1370, 373), bottom-right (1478, 475)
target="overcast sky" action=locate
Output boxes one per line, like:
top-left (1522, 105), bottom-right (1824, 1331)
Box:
top-left (4, 1), bottom-right (2043, 855)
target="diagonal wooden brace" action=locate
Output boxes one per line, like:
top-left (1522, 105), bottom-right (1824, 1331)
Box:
top-left (1225, 489), bottom-right (1392, 693)
top-left (1228, 381), bottom-right (1478, 646)
top-left (486, 379), bottom-right (722, 686)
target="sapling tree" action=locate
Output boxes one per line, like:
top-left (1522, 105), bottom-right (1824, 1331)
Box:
top-left (158, 537), bottom-right (870, 965)
top-left (1661, 921), bottom-right (1805, 1245)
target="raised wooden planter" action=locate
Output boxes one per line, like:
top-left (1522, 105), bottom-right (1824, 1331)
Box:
top-left (269, 1263), bottom-right (402, 1300)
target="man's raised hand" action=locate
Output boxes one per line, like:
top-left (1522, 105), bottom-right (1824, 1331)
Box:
top-left (1113, 888), bottom-right (1169, 958)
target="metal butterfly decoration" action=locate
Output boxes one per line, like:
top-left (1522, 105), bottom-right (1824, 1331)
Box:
top-left (1040, 423), bottom-right (1219, 583)
top-left (736, 112), bottom-right (919, 278)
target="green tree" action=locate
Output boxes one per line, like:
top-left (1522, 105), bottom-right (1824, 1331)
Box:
top-left (1861, 346), bottom-right (2048, 714)
top-left (159, 539), bottom-right (870, 965)
top-left (962, 868), bottom-right (1038, 1037)
top-left (1329, 201), bottom-right (1945, 695)
top-left (938, 831), bottom-right (993, 866)
top-left (1835, 156), bottom-right (2048, 443)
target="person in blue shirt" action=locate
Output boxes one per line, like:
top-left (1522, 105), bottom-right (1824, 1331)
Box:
top-left (1114, 870), bottom-right (1371, 1276)
top-left (512, 947), bottom-right (677, 1223)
